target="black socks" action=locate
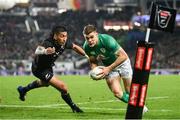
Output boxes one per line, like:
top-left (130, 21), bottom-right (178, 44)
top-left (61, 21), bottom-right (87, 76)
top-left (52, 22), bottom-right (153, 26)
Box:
top-left (23, 80), bottom-right (40, 92)
top-left (61, 92), bottom-right (75, 108)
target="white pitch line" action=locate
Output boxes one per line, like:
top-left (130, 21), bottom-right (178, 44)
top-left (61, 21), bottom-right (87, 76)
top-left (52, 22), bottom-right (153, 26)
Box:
top-left (0, 100), bottom-right (119, 108)
top-left (147, 96), bottom-right (169, 100)
top-left (81, 107), bottom-right (172, 112)
top-left (77, 100), bottom-right (118, 105)
top-left (0, 96), bottom-right (169, 108)
top-left (0, 96), bottom-right (169, 107)
top-left (0, 105), bottom-right (172, 112)
top-left (77, 96), bottom-right (169, 105)
top-left (0, 104), bottom-right (60, 108)
top-left (0, 96), bottom-right (169, 109)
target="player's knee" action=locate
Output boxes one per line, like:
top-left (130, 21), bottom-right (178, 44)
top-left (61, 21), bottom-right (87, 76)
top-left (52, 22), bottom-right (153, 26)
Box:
top-left (60, 89), bottom-right (68, 95)
top-left (40, 81), bottom-right (50, 87)
top-left (57, 83), bottom-right (68, 93)
top-left (59, 82), bottom-right (67, 90)
top-left (59, 85), bottom-right (68, 94)
top-left (44, 84), bottom-right (49, 87)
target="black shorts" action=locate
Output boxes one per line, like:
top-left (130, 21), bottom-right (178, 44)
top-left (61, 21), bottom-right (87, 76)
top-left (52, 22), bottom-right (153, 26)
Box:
top-left (31, 64), bottom-right (54, 82)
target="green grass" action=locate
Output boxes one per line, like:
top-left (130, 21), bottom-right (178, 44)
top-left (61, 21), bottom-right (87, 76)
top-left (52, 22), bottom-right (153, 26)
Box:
top-left (0, 75), bottom-right (180, 119)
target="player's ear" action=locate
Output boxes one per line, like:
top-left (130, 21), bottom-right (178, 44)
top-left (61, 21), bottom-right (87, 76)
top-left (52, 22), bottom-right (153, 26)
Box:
top-left (53, 34), bottom-right (57, 40)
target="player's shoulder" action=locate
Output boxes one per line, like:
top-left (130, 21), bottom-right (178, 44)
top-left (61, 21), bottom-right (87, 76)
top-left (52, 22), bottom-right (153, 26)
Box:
top-left (99, 34), bottom-right (116, 43)
top-left (99, 33), bottom-right (116, 45)
top-left (43, 38), bottom-right (52, 44)
top-left (99, 33), bottom-right (113, 39)
top-left (41, 38), bottom-right (54, 47)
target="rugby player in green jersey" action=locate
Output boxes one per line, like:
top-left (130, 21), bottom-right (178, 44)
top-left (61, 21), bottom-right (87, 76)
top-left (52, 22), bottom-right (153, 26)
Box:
top-left (83, 24), bottom-right (148, 113)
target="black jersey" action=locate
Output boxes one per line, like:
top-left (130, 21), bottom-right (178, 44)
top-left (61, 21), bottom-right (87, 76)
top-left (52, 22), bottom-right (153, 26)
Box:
top-left (33, 38), bottom-right (73, 69)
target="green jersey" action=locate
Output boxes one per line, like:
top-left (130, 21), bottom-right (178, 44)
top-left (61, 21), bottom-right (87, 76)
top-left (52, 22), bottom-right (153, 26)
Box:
top-left (83, 34), bottom-right (121, 66)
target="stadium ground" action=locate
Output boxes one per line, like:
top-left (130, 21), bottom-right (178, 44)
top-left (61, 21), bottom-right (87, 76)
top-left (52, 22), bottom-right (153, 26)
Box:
top-left (0, 75), bottom-right (180, 119)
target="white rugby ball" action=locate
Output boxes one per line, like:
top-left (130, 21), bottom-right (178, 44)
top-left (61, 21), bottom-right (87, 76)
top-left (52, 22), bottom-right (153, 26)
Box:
top-left (89, 66), bottom-right (104, 80)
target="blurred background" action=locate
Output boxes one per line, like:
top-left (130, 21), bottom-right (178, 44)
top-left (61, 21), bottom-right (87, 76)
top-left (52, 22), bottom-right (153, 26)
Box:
top-left (0, 0), bottom-right (179, 76)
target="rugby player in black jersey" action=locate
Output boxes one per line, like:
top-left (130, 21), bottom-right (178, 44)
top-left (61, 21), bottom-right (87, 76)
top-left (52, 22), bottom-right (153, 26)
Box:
top-left (17, 25), bottom-right (88, 113)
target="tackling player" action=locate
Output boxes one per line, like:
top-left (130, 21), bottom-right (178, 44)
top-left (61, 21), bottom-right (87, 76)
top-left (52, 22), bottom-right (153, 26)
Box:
top-left (83, 24), bottom-right (148, 113)
top-left (17, 25), bottom-right (86, 113)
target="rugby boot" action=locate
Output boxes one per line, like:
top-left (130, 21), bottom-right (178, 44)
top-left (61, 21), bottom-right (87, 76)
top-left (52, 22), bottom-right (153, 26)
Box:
top-left (17, 86), bottom-right (26, 101)
top-left (143, 105), bottom-right (149, 114)
top-left (71, 104), bottom-right (84, 113)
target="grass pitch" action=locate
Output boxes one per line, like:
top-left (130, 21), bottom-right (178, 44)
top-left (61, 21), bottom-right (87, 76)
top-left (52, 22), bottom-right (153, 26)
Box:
top-left (0, 75), bottom-right (180, 119)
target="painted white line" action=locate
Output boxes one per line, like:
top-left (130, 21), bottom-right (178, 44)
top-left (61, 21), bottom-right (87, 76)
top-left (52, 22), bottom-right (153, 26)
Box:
top-left (81, 107), bottom-right (172, 112)
top-left (0, 96), bottom-right (170, 111)
top-left (0, 104), bottom-right (59, 108)
top-left (76, 96), bottom-right (170, 105)
top-left (0, 100), bottom-right (119, 108)
top-left (0, 105), bottom-right (172, 112)
top-left (0, 96), bottom-right (169, 108)
top-left (77, 100), bottom-right (118, 105)
top-left (149, 109), bottom-right (172, 112)
top-left (147, 96), bottom-right (169, 100)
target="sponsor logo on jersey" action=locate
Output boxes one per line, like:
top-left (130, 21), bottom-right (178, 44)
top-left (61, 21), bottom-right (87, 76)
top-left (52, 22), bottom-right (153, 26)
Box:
top-left (97, 54), bottom-right (108, 60)
top-left (90, 51), bottom-right (96, 55)
top-left (61, 45), bottom-right (64, 49)
top-left (100, 48), bottom-right (106, 53)
top-left (53, 52), bottom-right (59, 57)
top-left (45, 74), bottom-right (51, 79)
top-left (56, 52), bottom-right (60, 55)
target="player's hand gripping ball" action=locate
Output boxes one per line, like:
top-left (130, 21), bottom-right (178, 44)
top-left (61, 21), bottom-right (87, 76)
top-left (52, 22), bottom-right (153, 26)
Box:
top-left (89, 66), bottom-right (104, 80)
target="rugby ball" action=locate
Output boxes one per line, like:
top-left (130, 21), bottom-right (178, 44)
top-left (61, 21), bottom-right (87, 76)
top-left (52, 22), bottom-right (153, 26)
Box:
top-left (89, 66), bottom-right (104, 80)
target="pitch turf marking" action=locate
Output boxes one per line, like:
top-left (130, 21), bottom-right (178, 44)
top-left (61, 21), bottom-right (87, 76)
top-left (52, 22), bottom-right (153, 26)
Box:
top-left (0, 105), bottom-right (172, 112)
top-left (0, 96), bottom-right (171, 112)
top-left (0, 96), bottom-right (169, 107)
top-left (147, 96), bottom-right (169, 100)
top-left (0, 96), bottom-right (169, 108)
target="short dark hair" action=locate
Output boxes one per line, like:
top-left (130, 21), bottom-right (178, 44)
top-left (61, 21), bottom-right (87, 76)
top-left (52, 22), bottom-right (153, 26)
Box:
top-left (83, 24), bottom-right (97, 35)
top-left (50, 25), bottom-right (67, 38)
top-left (52, 25), bottom-right (67, 34)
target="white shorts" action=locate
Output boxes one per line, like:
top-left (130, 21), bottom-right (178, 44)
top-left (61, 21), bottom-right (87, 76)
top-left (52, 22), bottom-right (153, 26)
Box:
top-left (106, 59), bottom-right (133, 80)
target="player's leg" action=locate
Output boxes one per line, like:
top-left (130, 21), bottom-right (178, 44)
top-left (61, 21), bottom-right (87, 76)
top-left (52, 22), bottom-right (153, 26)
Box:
top-left (119, 59), bottom-right (132, 94)
top-left (121, 60), bottom-right (148, 114)
top-left (106, 76), bottom-right (129, 103)
top-left (17, 67), bottom-right (51, 101)
top-left (18, 80), bottom-right (49, 93)
top-left (17, 80), bottom-right (49, 101)
top-left (122, 77), bottom-right (131, 94)
top-left (49, 76), bottom-right (83, 113)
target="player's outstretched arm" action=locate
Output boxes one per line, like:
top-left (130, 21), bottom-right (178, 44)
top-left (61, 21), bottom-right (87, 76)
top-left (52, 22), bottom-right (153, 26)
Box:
top-left (72, 43), bottom-right (89, 58)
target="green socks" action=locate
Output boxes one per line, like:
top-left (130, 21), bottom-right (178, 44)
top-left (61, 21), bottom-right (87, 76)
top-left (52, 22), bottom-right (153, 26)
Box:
top-left (120, 92), bottom-right (129, 103)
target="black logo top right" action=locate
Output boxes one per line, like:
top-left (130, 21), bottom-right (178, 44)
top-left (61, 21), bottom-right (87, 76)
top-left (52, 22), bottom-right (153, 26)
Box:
top-left (149, 2), bottom-right (177, 33)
